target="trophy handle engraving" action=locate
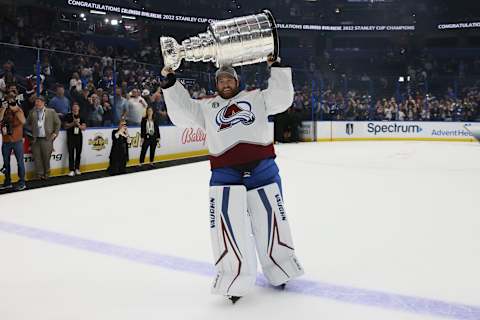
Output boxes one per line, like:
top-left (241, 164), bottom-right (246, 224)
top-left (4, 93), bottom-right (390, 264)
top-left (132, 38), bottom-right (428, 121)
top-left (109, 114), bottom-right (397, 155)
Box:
top-left (160, 37), bottom-right (186, 70)
top-left (262, 9), bottom-right (279, 61)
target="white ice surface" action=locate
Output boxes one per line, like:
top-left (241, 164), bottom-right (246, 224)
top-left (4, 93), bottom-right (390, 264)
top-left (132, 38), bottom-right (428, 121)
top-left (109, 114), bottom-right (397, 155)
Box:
top-left (0, 141), bottom-right (479, 320)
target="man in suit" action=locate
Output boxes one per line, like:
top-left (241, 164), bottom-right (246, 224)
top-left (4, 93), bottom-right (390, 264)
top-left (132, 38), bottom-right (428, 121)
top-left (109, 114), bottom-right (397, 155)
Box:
top-left (26, 96), bottom-right (61, 180)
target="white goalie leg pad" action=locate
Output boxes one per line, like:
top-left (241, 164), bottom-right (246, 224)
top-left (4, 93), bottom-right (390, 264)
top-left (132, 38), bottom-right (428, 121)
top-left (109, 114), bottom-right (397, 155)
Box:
top-left (247, 183), bottom-right (304, 286)
top-left (209, 185), bottom-right (257, 296)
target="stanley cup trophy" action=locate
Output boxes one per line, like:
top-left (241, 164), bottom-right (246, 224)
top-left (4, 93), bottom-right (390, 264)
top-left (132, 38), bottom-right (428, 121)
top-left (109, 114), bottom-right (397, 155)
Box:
top-left (160, 10), bottom-right (279, 70)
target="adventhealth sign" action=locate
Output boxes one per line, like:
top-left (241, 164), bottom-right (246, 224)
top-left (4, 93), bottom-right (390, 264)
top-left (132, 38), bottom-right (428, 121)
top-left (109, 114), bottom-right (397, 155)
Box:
top-left (431, 129), bottom-right (471, 137)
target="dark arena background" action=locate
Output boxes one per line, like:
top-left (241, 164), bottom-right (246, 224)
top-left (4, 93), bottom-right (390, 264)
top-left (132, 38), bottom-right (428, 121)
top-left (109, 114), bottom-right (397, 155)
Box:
top-left (0, 1), bottom-right (479, 319)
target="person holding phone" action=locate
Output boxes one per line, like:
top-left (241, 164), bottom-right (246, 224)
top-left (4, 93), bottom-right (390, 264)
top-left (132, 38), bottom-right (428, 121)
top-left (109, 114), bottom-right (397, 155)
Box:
top-left (108, 120), bottom-right (130, 175)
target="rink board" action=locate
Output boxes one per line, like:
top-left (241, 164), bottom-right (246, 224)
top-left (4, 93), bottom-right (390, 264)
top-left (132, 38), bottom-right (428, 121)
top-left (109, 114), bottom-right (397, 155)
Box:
top-left (301, 121), bottom-right (479, 143)
top-left (0, 123), bottom-right (274, 183)
top-left (0, 126), bottom-right (208, 183)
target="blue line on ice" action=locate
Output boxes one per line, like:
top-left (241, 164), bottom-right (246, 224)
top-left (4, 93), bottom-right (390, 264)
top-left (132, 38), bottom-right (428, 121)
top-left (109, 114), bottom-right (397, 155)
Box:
top-left (1, 220), bottom-right (479, 320)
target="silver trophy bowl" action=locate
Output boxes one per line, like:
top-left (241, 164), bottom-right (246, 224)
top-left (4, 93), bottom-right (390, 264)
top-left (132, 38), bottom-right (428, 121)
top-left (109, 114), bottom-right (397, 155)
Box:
top-left (160, 10), bottom-right (279, 70)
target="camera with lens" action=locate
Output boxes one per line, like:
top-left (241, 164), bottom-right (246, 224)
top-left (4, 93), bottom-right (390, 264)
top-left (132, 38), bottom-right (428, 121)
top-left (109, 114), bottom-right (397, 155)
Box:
top-left (2, 121), bottom-right (13, 136)
top-left (1, 99), bottom-right (16, 136)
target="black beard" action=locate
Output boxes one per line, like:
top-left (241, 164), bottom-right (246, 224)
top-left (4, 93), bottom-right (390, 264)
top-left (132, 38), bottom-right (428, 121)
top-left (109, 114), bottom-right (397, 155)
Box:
top-left (218, 88), bottom-right (238, 99)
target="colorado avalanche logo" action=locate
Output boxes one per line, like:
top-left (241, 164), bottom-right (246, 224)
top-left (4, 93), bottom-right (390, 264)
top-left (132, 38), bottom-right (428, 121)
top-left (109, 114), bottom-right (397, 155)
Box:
top-left (215, 101), bottom-right (255, 131)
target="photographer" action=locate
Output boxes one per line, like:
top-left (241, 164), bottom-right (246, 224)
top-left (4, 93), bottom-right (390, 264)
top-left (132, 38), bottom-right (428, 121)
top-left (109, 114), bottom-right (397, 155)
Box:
top-left (0, 86), bottom-right (26, 191)
top-left (64, 102), bottom-right (86, 177)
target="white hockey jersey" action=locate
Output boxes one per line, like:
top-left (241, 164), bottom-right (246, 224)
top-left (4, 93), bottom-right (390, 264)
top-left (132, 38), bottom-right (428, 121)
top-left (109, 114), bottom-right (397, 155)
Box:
top-left (162, 67), bottom-right (294, 168)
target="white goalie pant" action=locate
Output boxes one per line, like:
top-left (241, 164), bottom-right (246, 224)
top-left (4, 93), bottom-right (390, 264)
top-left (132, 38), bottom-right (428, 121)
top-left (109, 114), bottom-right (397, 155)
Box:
top-left (247, 183), bottom-right (304, 286)
top-left (209, 185), bottom-right (257, 297)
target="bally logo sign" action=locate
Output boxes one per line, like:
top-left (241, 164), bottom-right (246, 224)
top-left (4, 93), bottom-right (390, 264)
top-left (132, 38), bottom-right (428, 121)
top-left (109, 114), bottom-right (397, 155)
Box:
top-left (181, 128), bottom-right (207, 145)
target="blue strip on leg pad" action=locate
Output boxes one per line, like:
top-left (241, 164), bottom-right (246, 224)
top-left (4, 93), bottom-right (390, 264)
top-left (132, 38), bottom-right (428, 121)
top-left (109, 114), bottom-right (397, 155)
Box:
top-left (247, 183), bottom-right (304, 286)
top-left (209, 185), bottom-right (257, 296)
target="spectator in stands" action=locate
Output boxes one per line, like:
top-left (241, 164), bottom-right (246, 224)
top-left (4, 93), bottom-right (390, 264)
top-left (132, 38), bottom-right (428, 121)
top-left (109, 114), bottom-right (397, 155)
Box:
top-left (26, 74), bottom-right (45, 96)
top-left (383, 99), bottom-right (393, 121)
top-left (0, 86), bottom-right (26, 190)
top-left (0, 71), bottom-right (16, 100)
top-left (64, 102), bottom-right (86, 176)
top-left (398, 106), bottom-right (407, 121)
top-left (49, 85), bottom-right (70, 119)
top-left (374, 101), bottom-right (384, 121)
top-left (139, 106), bottom-right (160, 166)
top-left (112, 87), bottom-right (128, 125)
top-left (101, 93), bottom-right (113, 127)
top-left (3, 83), bottom-right (25, 109)
top-left (69, 72), bottom-right (82, 93)
top-left (1, 61), bottom-right (14, 77)
top-left (26, 96), bottom-right (61, 180)
top-left (97, 68), bottom-right (114, 91)
top-left (151, 89), bottom-right (169, 125)
top-left (286, 107), bottom-right (301, 142)
top-left (86, 79), bottom-right (95, 93)
top-left (127, 88), bottom-right (147, 126)
top-left (292, 92), bottom-right (304, 112)
top-left (72, 87), bottom-right (93, 121)
top-left (88, 94), bottom-right (103, 127)
top-left (141, 89), bottom-right (151, 106)
top-left (108, 120), bottom-right (129, 175)
top-left (95, 88), bottom-right (104, 101)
